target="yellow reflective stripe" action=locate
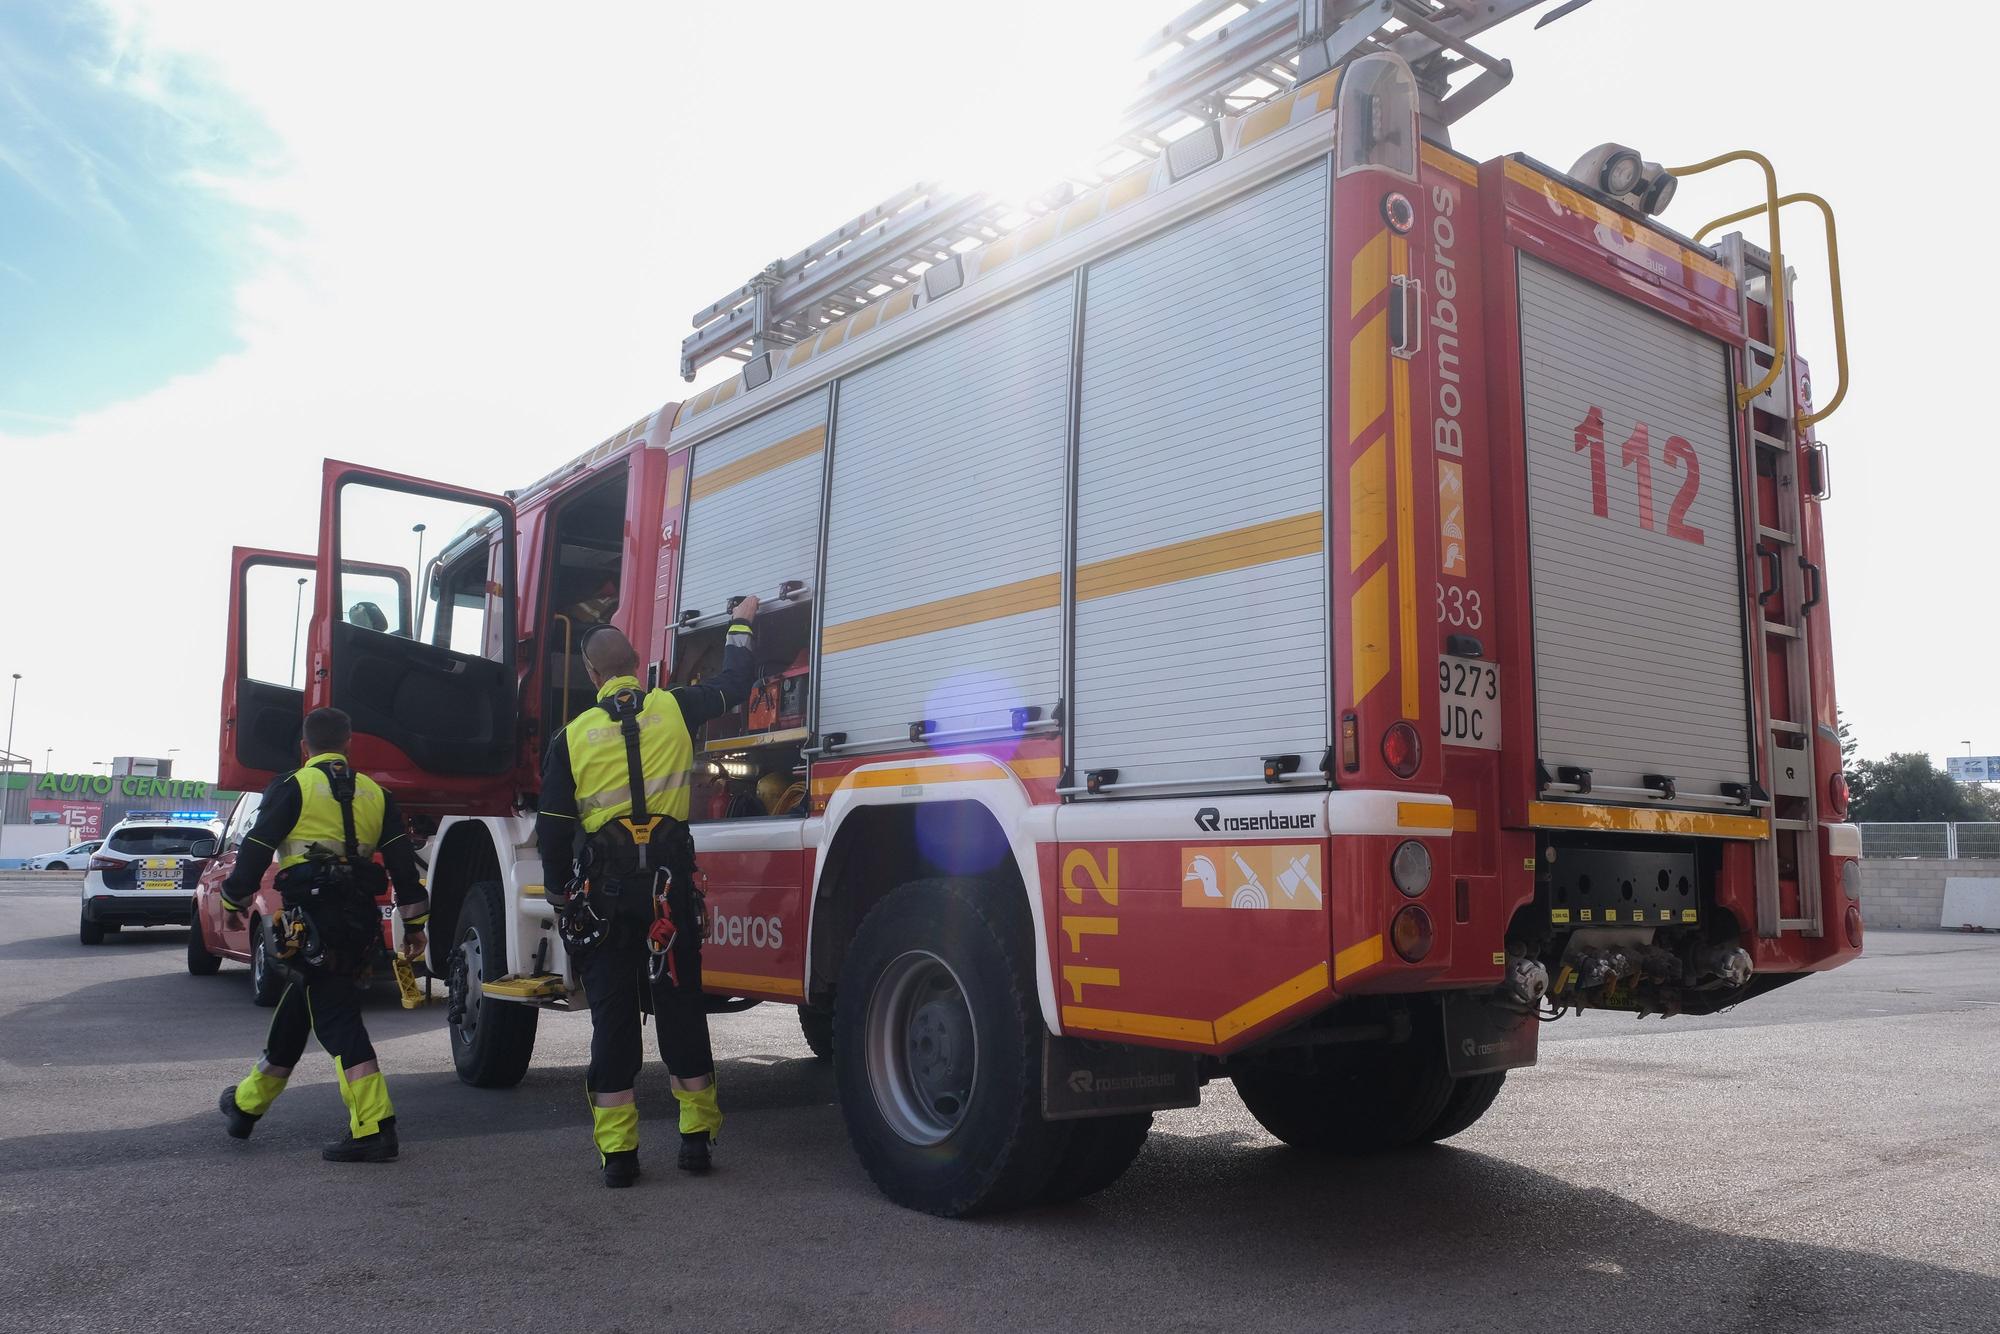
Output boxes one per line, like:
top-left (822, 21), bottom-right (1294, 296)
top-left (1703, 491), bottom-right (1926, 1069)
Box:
top-left (576, 771), bottom-right (690, 819)
top-left (334, 1060), bottom-right (394, 1138)
top-left (590, 1100), bottom-right (639, 1155)
top-left (673, 1082), bottom-right (723, 1139)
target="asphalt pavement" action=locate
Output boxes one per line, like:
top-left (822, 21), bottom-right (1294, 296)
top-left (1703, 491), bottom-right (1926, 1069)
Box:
top-left (3, 871), bottom-right (1996, 1333)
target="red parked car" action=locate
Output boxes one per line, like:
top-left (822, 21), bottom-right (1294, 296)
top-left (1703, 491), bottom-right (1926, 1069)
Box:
top-left (186, 790), bottom-right (401, 1005)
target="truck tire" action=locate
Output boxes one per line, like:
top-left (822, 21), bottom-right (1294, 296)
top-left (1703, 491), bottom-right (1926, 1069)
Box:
top-left (1421, 1072), bottom-right (1506, 1143)
top-left (78, 907), bottom-right (104, 946)
top-left (1038, 1112), bottom-right (1152, 1205)
top-left (798, 1004), bottom-right (834, 1060)
top-left (448, 881), bottom-right (538, 1089)
top-left (834, 878), bottom-right (1066, 1217)
top-left (1233, 1031), bottom-right (1455, 1154)
top-left (248, 918), bottom-right (286, 1007)
top-left (186, 905), bottom-right (222, 976)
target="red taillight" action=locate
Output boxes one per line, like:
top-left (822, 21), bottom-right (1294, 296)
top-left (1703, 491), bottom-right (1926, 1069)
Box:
top-left (89, 855), bottom-right (121, 872)
top-left (1391, 904), bottom-right (1434, 962)
top-left (1381, 722), bottom-right (1421, 779)
top-left (1845, 904), bottom-right (1864, 950)
top-left (1829, 772), bottom-right (1850, 817)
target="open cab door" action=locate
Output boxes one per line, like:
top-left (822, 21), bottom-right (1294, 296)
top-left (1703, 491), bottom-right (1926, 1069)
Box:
top-left (220, 546), bottom-right (412, 793)
top-left (311, 460), bottom-right (520, 814)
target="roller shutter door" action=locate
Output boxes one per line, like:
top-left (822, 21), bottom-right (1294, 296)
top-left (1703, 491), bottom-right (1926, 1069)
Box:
top-left (818, 280), bottom-right (1074, 744)
top-left (678, 388), bottom-right (828, 619)
top-left (1517, 255), bottom-right (1752, 800)
top-left (1071, 161), bottom-right (1330, 791)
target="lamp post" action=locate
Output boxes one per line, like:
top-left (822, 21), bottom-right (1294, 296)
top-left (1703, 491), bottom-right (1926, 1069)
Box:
top-left (167, 747), bottom-right (181, 779)
top-left (291, 576), bottom-right (309, 688)
top-left (4, 673), bottom-right (19, 775)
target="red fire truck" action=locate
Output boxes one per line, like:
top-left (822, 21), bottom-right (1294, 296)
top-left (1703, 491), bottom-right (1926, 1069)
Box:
top-left (218, 0), bottom-right (1859, 1215)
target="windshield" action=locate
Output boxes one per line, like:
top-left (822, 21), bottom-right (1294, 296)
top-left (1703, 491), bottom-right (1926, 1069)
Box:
top-left (107, 827), bottom-right (208, 856)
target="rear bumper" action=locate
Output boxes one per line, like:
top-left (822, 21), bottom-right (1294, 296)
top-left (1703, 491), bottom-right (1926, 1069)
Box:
top-left (84, 893), bottom-right (193, 926)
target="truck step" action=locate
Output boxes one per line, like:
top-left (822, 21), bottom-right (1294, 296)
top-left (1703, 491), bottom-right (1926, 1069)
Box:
top-left (482, 973), bottom-right (571, 1005)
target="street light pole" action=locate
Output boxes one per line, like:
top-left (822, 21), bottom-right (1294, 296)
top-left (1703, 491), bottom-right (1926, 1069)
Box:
top-left (5, 673), bottom-right (19, 775)
top-left (291, 576), bottom-right (309, 688)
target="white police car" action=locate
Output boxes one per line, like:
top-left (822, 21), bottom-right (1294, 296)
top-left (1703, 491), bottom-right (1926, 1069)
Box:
top-left (79, 812), bottom-right (220, 946)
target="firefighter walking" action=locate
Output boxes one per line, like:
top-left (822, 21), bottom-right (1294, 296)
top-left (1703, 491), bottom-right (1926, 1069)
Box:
top-left (217, 707), bottom-right (431, 1161)
top-left (537, 605), bottom-right (758, 1187)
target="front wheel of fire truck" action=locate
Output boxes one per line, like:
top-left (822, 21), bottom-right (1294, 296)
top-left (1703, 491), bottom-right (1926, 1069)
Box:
top-left (1232, 1007), bottom-right (1456, 1154)
top-left (834, 878), bottom-right (1067, 1217)
top-left (446, 881), bottom-right (538, 1089)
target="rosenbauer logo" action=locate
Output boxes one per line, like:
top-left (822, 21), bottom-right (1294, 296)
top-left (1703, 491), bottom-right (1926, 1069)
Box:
top-left (1194, 807), bottom-right (1317, 834)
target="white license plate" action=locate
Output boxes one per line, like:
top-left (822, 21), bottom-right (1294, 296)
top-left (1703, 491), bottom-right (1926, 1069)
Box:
top-left (1439, 655), bottom-right (1501, 751)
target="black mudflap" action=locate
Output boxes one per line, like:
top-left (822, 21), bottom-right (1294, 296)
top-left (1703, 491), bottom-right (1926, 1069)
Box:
top-left (1041, 1035), bottom-right (1201, 1120)
top-left (1442, 991), bottom-right (1539, 1077)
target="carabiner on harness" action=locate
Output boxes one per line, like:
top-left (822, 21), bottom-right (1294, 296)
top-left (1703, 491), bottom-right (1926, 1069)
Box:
top-left (556, 892), bottom-right (610, 953)
top-left (646, 869), bottom-right (678, 987)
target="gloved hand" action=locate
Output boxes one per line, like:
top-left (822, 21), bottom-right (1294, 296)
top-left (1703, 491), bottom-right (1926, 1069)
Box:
top-left (401, 926), bottom-right (427, 961)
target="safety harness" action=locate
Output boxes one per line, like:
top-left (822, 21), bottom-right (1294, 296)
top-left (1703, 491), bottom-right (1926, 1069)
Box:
top-left (273, 760), bottom-right (382, 972)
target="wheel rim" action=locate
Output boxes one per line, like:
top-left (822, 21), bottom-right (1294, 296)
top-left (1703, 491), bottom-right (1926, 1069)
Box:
top-left (865, 949), bottom-right (977, 1146)
top-left (453, 926), bottom-right (484, 1047)
top-left (251, 928), bottom-right (267, 989)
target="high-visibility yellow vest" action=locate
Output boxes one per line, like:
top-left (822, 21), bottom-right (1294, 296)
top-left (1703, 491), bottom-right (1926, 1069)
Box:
top-left (278, 752), bottom-right (387, 868)
top-left (565, 676), bottom-right (694, 832)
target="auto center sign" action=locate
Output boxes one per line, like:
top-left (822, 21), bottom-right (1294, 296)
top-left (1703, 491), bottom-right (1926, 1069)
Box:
top-left (35, 771), bottom-right (215, 801)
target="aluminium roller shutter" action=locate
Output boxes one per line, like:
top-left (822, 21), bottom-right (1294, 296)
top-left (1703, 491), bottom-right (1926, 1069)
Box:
top-left (677, 387), bottom-right (829, 620)
top-left (1071, 161), bottom-right (1330, 791)
top-left (1517, 255), bottom-right (1753, 800)
top-left (817, 280), bottom-right (1074, 744)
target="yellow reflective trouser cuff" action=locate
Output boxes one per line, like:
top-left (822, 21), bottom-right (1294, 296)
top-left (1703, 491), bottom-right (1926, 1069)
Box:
top-left (674, 1082), bottom-right (722, 1140)
top-left (335, 1060), bottom-right (394, 1138)
top-left (591, 1101), bottom-right (640, 1159)
top-left (234, 1068), bottom-right (287, 1117)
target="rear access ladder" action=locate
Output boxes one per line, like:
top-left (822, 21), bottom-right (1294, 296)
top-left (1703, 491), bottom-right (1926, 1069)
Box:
top-left (1719, 232), bottom-right (1823, 938)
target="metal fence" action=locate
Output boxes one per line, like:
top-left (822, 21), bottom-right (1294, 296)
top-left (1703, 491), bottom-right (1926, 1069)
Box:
top-left (1856, 822), bottom-right (2000, 859)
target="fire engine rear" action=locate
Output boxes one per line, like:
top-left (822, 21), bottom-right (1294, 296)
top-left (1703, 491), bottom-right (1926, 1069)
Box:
top-left (217, 0), bottom-right (1860, 1215)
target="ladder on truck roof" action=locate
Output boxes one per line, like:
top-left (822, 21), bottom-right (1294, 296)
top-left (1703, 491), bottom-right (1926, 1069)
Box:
top-left (680, 0), bottom-right (1594, 380)
top-left (1720, 232), bottom-right (1825, 939)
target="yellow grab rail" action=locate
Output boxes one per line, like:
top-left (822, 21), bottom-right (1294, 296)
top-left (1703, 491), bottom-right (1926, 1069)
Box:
top-left (552, 612), bottom-right (574, 727)
top-left (1667, 150), bottom-right (1784, 409)
top-left (1695, 192), bottom-right (1847, 427)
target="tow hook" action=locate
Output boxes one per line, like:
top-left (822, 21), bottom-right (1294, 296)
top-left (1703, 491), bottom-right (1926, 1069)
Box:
top-left (1691, 944), bottom-right (1754, 989)
top-left (1500, 954), bottom-right (1549, 1007)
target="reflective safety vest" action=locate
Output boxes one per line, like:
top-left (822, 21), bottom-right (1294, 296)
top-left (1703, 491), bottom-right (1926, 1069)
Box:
top-left (566, 676), bottom-right (694, 832)
top-left (278, 752), bottom-right (388, 868)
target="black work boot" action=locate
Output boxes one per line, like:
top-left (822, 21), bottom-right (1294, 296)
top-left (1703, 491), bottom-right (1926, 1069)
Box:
top-left (602, 1149), bottom-right (640, 1189)
top-left (678, 1132), bottom-right (713, 1174)
top-left (218, 1087), bottom-right (260, 1141)
top-left (322, 1116), bottom-right (399, 1163)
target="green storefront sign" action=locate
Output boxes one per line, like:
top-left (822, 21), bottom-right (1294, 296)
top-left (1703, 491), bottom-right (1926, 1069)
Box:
top-left (33, 771), bottom-right (215, 801)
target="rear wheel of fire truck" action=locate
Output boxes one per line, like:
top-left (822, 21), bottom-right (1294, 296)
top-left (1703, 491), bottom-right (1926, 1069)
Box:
top-left (834, 878), bottom-right (1066, 1217)
top-left (248, 918), bottom-right (285, 1006)
top-left (1036, 1112), bottom-right (1153, 1205)
top-left (448, 881), bottom-right (538, 1089)
top-left (1421, 1073), bottom-right (1506, 1144)
top-left (1233, 1016), bottom-right (1454, 1154)
top-left (78, 906), bottom-right (104, 946)
top-left (186, 904), bottom-right (222, 976)
top-left (798, 1004), bottom-right (834, 1060)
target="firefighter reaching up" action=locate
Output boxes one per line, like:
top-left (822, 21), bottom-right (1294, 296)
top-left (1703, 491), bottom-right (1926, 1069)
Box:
top-left (217, 707), bottom-right (431, 1162)
top-left (536, 602), bottom-right (758, 1187)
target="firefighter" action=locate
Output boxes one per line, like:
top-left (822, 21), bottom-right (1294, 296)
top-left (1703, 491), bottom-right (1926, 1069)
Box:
top-left (536, 604), bottom-right (758, 1187)
top-left (216, 707), bottom-right (430, 1161)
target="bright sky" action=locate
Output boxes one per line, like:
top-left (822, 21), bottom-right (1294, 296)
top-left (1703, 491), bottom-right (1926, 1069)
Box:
top-left (0, 0), bottom-right (1988, 780)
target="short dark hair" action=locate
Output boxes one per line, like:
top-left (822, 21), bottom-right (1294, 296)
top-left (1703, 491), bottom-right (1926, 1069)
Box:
top-left (581, 625), bottom-right (641, 679)
top-left (303, 707), bottom-right (353, 753)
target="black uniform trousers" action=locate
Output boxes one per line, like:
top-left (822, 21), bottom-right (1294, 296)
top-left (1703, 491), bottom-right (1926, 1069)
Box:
top-left (578, 870), bottom-right (713, 1095)
top-left (262, 889), bottom-right (382, 1073)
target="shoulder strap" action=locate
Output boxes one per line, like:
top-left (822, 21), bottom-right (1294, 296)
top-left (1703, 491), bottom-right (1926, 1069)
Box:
top-left (325, 761), bottom-right (361, 862)
top-left (604, 689), bottom-right (650, 826)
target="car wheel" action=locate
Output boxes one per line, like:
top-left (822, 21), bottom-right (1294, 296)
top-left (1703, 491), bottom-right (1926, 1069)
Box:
top-left (447, 881), bottom-right (538, 1089)
top-left (187, 904), bottom-right (223, 976)
top-left (46, 861), bottom-right (68, 872)
top-left (79, 907), bottom-right (105, 946)
top-left (249, 919), bottom-right (286, 1006)
top-left (799, 1004), bottom-right (834, 1060)
top-left (834, 878), bottom-right (1066, 1217)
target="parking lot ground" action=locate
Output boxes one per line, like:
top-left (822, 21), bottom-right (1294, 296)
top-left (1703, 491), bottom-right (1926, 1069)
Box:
top-left (3, 871), bottom-right (1996, 1333)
